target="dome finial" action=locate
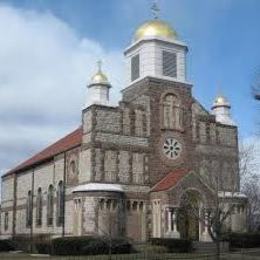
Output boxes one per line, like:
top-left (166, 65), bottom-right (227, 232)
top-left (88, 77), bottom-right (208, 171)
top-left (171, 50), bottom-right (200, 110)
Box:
top-left (133, 1), bottom-right (177, 42)
top-left (151, 0), bottom-right (160, 19)
top-left (90, 60), bottom-right (109, 85)
top-left (97, 59), bottom-right (102, 72)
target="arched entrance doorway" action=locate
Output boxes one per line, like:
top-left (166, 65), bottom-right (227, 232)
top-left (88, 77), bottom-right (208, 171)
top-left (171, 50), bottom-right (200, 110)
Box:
top-left (177, 190), bottom-right (203, 241)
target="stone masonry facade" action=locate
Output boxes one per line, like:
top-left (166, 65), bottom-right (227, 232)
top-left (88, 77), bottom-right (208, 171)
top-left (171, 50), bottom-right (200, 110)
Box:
top-left (0, 77), bottom-right (246, 241)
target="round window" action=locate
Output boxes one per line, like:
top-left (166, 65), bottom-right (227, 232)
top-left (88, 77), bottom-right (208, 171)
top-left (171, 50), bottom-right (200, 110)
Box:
top-left (163, 138), bottom-right (182, 159)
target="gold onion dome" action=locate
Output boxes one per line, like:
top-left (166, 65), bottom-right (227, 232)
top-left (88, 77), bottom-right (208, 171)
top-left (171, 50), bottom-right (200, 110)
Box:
top-left (212, 95), bottom-right (230, 108)
top-left (133, 19), bottom-right (177, 42)
top-left (91, 71), bottom-right (108, 84)
top-left (90, 61), bottom-right (109, 85)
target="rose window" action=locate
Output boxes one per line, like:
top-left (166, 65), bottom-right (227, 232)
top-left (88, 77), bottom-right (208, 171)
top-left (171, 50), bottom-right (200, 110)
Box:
top-left (163, 138), bottom-right (182, 159)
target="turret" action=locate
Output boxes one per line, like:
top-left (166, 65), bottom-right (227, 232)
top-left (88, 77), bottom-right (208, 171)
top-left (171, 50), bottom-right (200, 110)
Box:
top-left (85, 61), bottom-right (111, 107)
top-left (211, 95), bottom-right (235, 126)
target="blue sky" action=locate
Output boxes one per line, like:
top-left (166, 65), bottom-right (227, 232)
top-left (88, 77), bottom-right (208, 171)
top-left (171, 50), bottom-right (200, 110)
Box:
top-left (0, 0), bottom-right (259, 176)
top-left (6, 0), bottom-right (260, 136)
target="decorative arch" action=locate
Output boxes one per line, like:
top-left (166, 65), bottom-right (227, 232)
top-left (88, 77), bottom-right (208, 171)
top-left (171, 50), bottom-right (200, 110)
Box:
top-left (160, 92), bottom-right (183, 130)
top-left (177, 186), bottom-right (208, 209)
top-left (67, 158), bottom-right (78, 185)
top-left (69, 160), bottom-right (76, 175)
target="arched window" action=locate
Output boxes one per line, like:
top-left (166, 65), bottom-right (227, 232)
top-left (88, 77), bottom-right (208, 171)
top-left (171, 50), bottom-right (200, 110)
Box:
top-left (69, 161), bottom-right (76, 175)
top-left (56, 181), bottom-right (64, 226)
top-left (100, 199), bottom-right (105, 210)
top-left (47, 185), bottom-right (54, 226)
top-left (4, 212), bottom-right (9, 231)
top-left (162, 94), bottom-right (183, 130)
top-left (36, 188), bottom-right (42, 226)
top-left (26, 190), bottom-right (33, 227)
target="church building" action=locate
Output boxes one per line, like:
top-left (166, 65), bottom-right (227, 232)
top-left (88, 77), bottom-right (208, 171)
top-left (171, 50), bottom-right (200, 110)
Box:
top-left (0, 15), bottom-right (247, 242)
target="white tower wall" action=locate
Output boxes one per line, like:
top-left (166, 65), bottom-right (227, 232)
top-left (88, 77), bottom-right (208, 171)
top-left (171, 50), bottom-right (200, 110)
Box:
top-left (212, 106), bottom-right (235, 126)
top-left (86, 85), bottom-right (109, 107)
top-left (211, 96), bottom-right (235, 126)
top-left (125, 38), bottom-right (188, 86)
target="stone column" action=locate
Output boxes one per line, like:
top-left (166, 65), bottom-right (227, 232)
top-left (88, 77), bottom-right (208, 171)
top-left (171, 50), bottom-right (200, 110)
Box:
top-left (167, 208), bottom-right (172, 232)
top-left (166, 207), bottom-right (180, 238)
top-left (172, 209), bottom-right (178, 233)
top-left (199, 207), bottom-right (202, 240)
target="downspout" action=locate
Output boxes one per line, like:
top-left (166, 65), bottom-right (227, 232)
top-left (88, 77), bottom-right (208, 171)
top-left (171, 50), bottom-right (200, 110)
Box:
top-left (12, 173), bottom-right (17, 239)
top-left (30, 168), bottom-right (35, 252)
top-left (62, 153), bottom-right (67, 237)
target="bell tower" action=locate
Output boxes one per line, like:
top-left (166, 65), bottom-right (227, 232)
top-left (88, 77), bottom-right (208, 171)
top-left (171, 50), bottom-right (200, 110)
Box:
top-left (124, 4), bottom-right (188, 86)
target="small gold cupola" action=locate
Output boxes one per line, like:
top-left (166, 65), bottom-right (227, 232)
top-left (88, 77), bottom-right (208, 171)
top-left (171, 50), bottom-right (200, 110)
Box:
top-left (90, 61), bottom-right (110, 85)
top-left (85, 61), bottom-right (111, 108)
top-left (212, 95), bottom-right (231, 109)
top-left (211, 94), bottom-right (235, 126)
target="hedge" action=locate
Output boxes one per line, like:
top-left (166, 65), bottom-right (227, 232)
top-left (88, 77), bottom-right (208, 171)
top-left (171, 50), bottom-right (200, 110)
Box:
top-left (226, 232), bottom-right (260, 248)
top-left (0, 239), bottom-right (16, 252)
top-left (34, 241), bottom-right (52, 254)
top-left (150, 238), bottom-right (192, 253)
top-left (51, 236), bottom-right (132, 255)
top-left (12, 234), bottom-right (52, 254)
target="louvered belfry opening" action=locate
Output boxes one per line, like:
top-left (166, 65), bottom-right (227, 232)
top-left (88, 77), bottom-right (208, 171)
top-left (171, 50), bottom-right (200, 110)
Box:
top-left (131, 54), bottom-right (140, 81)
top-left (162, 51), bottom-right (177, 78)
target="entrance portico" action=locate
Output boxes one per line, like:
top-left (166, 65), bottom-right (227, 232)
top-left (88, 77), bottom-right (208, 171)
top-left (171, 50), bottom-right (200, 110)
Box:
top-left (150, 170), bottom-right (214, 241)
top-left (177, 189), bottom-right (212, 241)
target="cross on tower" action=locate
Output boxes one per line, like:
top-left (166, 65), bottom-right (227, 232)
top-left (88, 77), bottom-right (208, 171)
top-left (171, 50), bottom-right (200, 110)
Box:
top-left (151, 0), bottom-right (160, 19)
top-left (97, 60), bottom-right (102, 72)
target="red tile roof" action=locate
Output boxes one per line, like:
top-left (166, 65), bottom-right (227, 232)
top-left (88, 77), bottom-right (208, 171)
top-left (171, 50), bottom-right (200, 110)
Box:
top-left (4, 127), bottom-right (82, 176)
top-left (151, 169), bottom-right (189, 192)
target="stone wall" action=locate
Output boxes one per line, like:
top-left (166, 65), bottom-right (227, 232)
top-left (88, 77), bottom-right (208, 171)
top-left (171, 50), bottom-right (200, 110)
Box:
top-left (0, 150), bottom-right (81, 238)
top-left (79, 149), bottom-right (92, 183)
top-left (0, 174), bottom-right (15, 237)
top-left (192, 95), bottom-right (239, 192)
top-left (1, 75), bottom-right (243, 241)
top-left (96, 108), bottom-right (121, 134)
top-left (123, 77), bottom-right (194, 186)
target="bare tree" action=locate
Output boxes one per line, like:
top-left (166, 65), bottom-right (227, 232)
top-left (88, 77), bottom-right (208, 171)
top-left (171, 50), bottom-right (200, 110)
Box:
top-left (178, 139), bottom-right (260, 259)
top-left (178, 152), bottom-right (246, 260)
top-left (239, 142), bottom-right (260, 231)
top-left (92, 198), bottom-right (126, 260)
